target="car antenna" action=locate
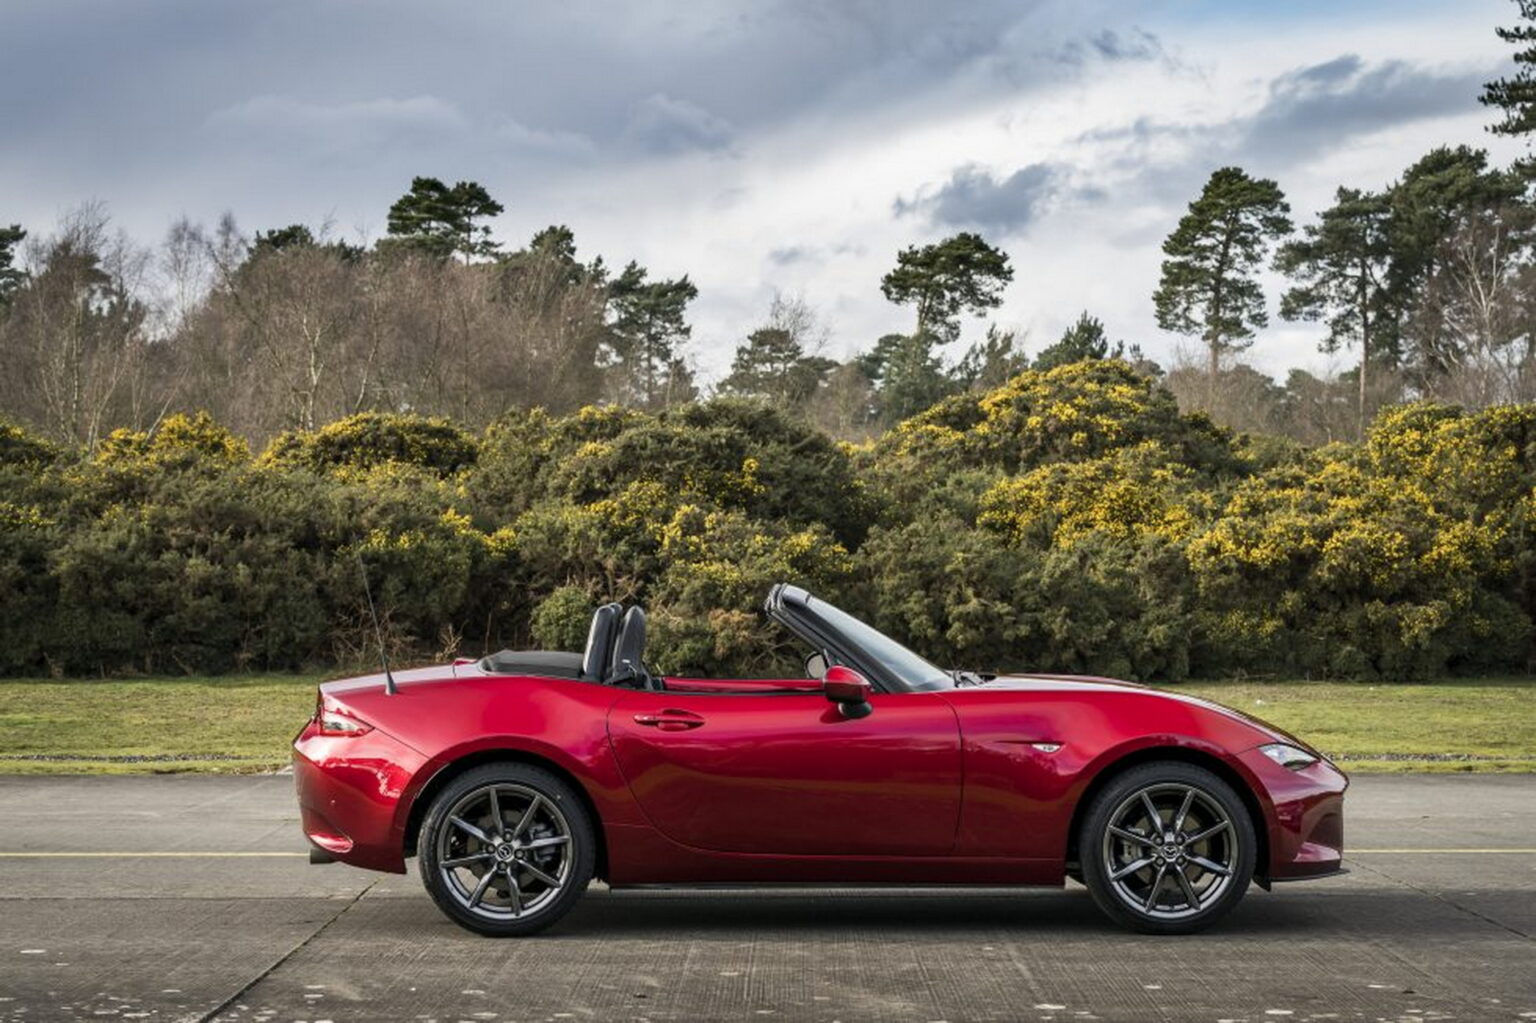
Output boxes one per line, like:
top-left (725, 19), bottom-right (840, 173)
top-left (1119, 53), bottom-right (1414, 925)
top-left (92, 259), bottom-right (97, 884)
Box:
top-left (357, 552), bottom-right (399, 695)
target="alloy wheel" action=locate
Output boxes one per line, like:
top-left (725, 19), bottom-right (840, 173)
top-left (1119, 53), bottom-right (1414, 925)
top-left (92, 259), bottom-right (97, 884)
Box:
top-left (434, 782), bottom-right (574, 921)
top-left (1100, 781), bottom-right (1239, 921)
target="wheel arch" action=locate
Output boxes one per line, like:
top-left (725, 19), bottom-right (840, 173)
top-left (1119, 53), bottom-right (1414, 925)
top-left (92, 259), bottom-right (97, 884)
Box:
top-left (1064, 744), bottom-right (1272, 887)
top-left (403, 748), bottom-right (610, 882)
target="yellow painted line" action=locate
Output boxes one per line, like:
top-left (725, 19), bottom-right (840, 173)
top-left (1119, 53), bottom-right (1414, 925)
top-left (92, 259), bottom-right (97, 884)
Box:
top-left (1349, 848), bottom-right (1536, 854)
top-left (0, 851), bottom-right (307, 858)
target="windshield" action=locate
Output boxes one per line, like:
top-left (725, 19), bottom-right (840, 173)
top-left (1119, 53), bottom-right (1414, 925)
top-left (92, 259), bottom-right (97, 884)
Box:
top-left (809, 598), bottom-right (951, 691)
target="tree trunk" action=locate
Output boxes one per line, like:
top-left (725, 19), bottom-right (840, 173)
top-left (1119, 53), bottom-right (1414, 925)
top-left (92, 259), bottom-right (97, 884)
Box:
top-left (1207, 329), bottom-right (1219, 410)
top-left (1357, 268), bottom-right (1369, 442)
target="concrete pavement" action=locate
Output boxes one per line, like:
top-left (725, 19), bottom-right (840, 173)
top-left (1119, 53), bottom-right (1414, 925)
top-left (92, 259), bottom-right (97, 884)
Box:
top-left (0, 773), bottom-right (1530, 1022)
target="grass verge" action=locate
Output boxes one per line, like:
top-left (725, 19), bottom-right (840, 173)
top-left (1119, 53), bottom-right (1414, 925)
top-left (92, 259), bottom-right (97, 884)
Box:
top-left (0, 675), bottom-right (324, 774)
top-left (0, 675), bottom-right (1530, 774)
top-left (1167, 678), bottom-right (1536, 773)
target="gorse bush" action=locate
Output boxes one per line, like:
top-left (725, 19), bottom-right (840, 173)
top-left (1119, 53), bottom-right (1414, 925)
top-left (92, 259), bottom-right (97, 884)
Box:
top-left (261, 412), bottom-right (479, 478)
top-left (5, 364), bottom-right (1536, 681)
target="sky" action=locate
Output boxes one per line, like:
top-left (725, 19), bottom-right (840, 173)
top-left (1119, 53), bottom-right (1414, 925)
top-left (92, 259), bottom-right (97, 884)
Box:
top-left (0, 0), bottom-right (1524, 382)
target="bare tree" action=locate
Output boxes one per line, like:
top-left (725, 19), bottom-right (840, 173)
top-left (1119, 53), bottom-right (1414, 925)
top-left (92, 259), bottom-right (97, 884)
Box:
top-left (0, 204), bottom-right (153, 447)
top-left (1411, 207), bottom-right (1536, 406)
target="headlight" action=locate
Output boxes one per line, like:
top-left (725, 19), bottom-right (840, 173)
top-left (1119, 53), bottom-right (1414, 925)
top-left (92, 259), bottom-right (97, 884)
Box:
top-left (1259, 742), bottom-right (1318, 770)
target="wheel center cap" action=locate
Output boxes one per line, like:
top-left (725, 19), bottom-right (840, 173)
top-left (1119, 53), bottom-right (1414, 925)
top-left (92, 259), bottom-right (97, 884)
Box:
top-left (494, 845), bottom-right (515, 862)
top-left (1162, 844), bottom-right (1180, 858)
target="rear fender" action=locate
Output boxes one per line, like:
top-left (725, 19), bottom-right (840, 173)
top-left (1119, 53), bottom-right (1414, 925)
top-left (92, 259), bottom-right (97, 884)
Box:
top-left (394, 733), bottom-right (641, 837)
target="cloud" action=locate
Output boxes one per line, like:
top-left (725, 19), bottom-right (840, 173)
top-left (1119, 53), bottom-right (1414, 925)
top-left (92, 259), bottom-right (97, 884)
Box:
top-left (206, 95), bottom-right (468, 138)
top-left (1083, 54), bottom-right (1493, 167)
top-left (1054, 26), bottom-right (1168, 66)
top-left (767, 242), bottom-right (865, 266)
top-left (894, 162), bottom-right (1063, 234)
top-left (622, 93), bottom-right (736, 155)
top-left (1091, 27), bottom-right (1163, 61)
top-left (0, 0), bottom-right (1508, 388)
top-left (1242, 55), bottom-right (1491, 162)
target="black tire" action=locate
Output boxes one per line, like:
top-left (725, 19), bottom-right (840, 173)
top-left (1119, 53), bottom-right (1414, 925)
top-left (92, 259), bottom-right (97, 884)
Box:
top-left (1078, 761), bottom-right (1256, 935)
top-left (418, 762), bottom-right (595, 937)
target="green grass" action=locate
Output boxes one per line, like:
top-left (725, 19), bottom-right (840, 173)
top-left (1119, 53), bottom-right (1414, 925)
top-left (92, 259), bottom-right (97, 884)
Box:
top-left (0, 675), bottom-right (1531, 774)
top-left (1164, 678), bottom-right (1536, 773)
top-left (0, 674), bottom-right (325, 774)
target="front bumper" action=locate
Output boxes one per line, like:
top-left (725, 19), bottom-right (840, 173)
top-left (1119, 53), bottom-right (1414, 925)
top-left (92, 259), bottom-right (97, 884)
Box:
top-left (292, 721), bottom-right (429, 874)
top-left (1237, 747), bottom-right (1348, 882)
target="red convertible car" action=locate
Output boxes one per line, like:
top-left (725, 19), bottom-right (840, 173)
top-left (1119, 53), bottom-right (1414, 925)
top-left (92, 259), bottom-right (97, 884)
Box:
top-left (294, 584), bottom-right (1346, 935)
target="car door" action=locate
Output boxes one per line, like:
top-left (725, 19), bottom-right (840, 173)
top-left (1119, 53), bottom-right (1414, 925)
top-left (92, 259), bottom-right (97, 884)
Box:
top-left (606, 683), bottom-right (962, 856)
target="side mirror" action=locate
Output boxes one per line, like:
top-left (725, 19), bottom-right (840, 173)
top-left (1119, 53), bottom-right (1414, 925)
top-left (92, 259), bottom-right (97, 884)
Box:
top-left (823, 665), bottom-right (873, 719)
top-left (804, 651), bottom-right (827, 679)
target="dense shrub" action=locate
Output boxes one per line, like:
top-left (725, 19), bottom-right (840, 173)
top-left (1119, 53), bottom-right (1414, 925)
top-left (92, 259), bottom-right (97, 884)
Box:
top-left (530, 585), bottom-right (594, 653)
top-left (6, 369), bottom-right (1536, 680)
top-left (261, 412), bottom-right (479, 477)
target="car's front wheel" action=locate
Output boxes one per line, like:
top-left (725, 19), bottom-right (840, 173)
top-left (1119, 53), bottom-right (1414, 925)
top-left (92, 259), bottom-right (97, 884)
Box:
top-left (418, 763), bottom-right (595, 937)
top-left (1079, 761), bottom-right (1256, 934)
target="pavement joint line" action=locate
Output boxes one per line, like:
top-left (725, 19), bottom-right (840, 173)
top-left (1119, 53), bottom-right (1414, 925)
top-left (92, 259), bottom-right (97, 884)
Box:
top-left (1348, 855), bottom-right (1533, 942)
top-left (195, 877), bottom-right (378, 1023)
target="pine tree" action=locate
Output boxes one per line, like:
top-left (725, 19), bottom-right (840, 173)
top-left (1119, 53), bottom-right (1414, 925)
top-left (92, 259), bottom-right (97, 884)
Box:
top-left (954, 325), bottom-right (1028, 389)
top-left (1482, 0), bottom-right (1536, 173)
top-left (605, 262), bottom-right (698, 409)
top-left (1277, 188), bottom-right (1394, 439)
top-left (859, 332), bottom-right (955, 424)
top-left (718, 327), bottom-right (835, 405)
top-left (1033, 312), bottom-right (1127, 371)
top-left (880, 232), bottom-right (1013, 344)
top-left (0, 224), bottom-right (26, 308)
top-left (1153, 167), bottom-right (1292, 395)
top-left (384, 177), bottom-right (504, 263)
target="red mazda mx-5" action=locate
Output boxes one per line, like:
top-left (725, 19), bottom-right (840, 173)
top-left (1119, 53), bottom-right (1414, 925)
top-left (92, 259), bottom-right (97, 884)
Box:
top-left (293, 583), bottom-right (1346, 936)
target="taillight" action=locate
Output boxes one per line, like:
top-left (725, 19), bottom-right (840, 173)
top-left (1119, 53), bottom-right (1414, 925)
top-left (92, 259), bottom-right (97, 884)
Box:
top-left (314, 692), bottom-right (374, 737)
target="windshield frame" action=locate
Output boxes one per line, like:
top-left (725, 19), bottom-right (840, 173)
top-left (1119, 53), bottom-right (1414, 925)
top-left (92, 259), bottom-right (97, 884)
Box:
top-left (766, 584), bottom-right (952, 693)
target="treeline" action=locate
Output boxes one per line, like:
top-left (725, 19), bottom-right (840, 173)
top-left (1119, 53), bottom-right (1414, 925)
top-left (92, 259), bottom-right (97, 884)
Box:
top-left (3, 139), bottom-right (1532, 457)
top-left (4, 361), bottom-right (1536, 681)
top-left (5, 0), bottom-right (1536, 452)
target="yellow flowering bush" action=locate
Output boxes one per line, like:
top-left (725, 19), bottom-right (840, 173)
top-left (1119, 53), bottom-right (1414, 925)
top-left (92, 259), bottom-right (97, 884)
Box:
top-left (261, 411), bottom-right (478, 477)
top-left (8, 365), bottom-right (1536, 680)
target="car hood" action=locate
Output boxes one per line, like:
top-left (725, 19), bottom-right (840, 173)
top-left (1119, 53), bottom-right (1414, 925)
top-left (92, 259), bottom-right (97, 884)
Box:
top-left (981, 673), bottom-right (1148, 692)
top-left (975, 674), bottom-right (1313, 752)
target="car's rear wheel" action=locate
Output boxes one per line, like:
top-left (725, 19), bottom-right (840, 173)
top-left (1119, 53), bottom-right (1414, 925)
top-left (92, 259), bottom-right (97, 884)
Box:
top-left (418, 763), bottom-right (595, 936)
top-left (1079, 761), bottom-right (1256, 934)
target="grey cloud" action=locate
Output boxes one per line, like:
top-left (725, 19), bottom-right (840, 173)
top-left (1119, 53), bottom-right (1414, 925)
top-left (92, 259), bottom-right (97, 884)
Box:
top-left (768, 245), bottom-right (815, 266)
top-left (0, 0), bottom-right (1095, 241)
top-left (1242, 55), bottom-right (1488, 162)
top-left (1074, 54), bottom-right (1493, 194)
top-left (623, 94), bottom-right (735, 155)
top-left (1091, 28), bottom-right (1164, 62)
top-left (767, 242), bottom-right (865, 266)
top-left (1289, 54), bottom-right (1365, 88)
top-left (895, 162), bottom-right (1063, 234)
top-left (1053, 26), bottom-right (1171, 69)
top-left (205, 96), bottom-right (468, 140)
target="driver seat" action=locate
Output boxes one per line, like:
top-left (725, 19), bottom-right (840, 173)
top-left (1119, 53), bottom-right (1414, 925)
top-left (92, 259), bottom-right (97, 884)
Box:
top-left (606, 606), bottom-right (651, 688)
top-left (581, 602), bottom-right (623, 682)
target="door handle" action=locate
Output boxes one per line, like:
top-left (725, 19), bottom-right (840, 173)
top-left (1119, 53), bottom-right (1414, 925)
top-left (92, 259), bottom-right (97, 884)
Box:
top-left (632, 710), bottom-right (705, 731)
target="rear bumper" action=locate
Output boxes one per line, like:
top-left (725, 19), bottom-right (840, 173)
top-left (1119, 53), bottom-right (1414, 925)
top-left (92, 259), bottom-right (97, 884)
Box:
top-left (292, 722), bottom-right (429, 874)
top-left (1237, 747), bottom-right (1348, 882)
